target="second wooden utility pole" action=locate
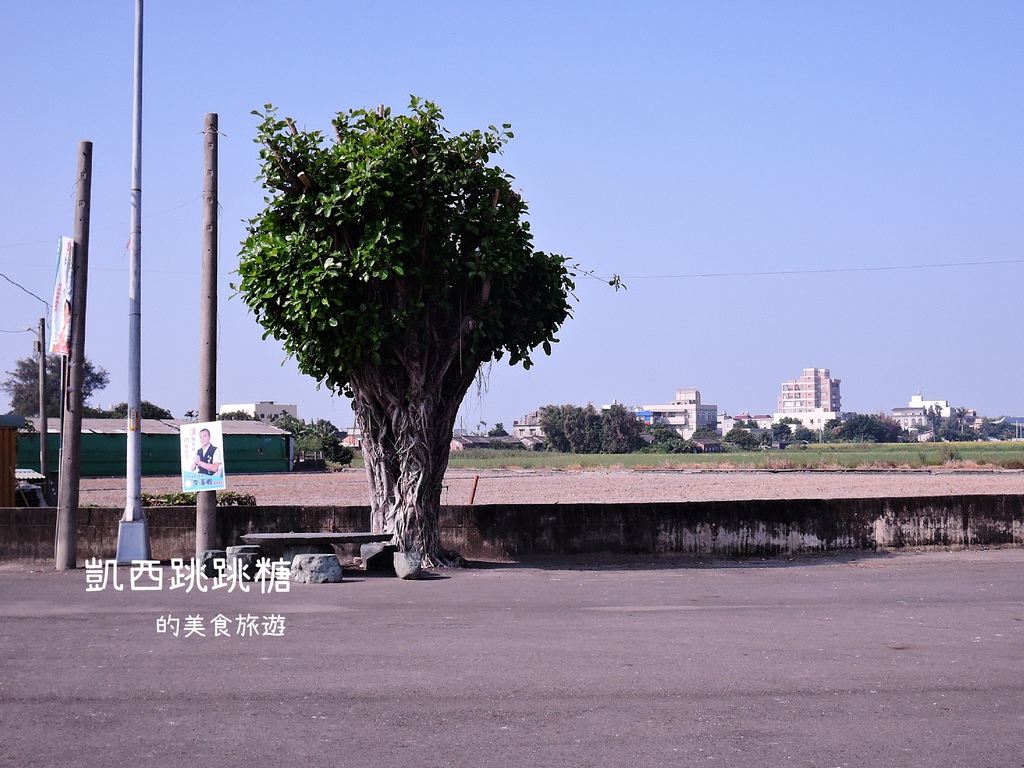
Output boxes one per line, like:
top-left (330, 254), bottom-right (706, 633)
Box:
top-left (196, 113), bottom-right (219, 557)
top-left (36, 317), bottom-right (50, 504)
top-left (55, 141), bottom-right (92, 571)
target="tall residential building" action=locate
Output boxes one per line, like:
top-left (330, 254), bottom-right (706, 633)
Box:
top-left (774, 368), bottom-right (840, 428)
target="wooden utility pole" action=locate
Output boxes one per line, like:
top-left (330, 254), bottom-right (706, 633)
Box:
top-left (36, 317), bottom-right (50, 504)
top-left (196, 112), bottom-right (219, 556)
top-left (55, 141), bottom-right (92, 570)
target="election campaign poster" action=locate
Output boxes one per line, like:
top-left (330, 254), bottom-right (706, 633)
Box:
top-left (180, 421), bottom-right (227, 492)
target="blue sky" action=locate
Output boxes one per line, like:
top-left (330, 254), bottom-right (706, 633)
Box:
top-left (2, 1), bottom-right (1022, 430)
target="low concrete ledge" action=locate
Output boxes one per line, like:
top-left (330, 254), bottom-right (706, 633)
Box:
top-left (3, 495), bottom-right (1023, 564)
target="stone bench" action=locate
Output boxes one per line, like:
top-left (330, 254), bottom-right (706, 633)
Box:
top-left (240, 531), bottom-right (394, 564)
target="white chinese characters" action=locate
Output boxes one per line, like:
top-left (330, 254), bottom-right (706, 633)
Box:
top-left (85, 557), bottom-right (290, 593)
top-left (156, 613), bottom-right (287, 638)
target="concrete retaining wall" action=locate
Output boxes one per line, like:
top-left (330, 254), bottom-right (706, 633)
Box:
top-left (443, 495), bottom-right (1024, 559)
top-left (0, 505), bottom-right (371, 563)
top-left (3, 495), bottom-right (1023, 564)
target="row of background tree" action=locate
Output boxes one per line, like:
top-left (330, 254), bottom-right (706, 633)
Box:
top-left (5, 355), bottom-right (1013, 456)
top-left (530, 404), bottom-right (1016, 455)
top-left (0, 354), bottom-right (143, 418)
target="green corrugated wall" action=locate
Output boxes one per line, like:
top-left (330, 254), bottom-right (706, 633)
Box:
top-left (16, 432), bottom-right (289, 476)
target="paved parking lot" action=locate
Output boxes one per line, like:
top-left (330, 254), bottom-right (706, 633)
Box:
top-left (1, 549), bottom-right (1022, 767)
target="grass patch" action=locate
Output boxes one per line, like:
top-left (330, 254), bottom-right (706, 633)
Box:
top-left (444, 443), bottom-right (1024, 471)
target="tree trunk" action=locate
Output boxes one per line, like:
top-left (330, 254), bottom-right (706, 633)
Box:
top-left (351, 356), bottom-right (478, 568)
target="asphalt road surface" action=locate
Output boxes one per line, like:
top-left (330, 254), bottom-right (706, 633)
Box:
top-left (1, 549), bottom-right (1022, 767)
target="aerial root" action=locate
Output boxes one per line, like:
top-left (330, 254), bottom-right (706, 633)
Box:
top-left (422, 548), bottom-right (467, 569)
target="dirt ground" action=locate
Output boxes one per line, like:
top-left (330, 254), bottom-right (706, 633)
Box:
top-left (78, 466), bottom-right (1024, 507)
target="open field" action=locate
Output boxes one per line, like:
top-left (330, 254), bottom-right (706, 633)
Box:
top-left (73, 442), bottom-right (1024, 507)
top-left (446, 441), bottom-right (1024, 470)
top-left (78, 465), bottom-right (1024, 507)
top-left (35, 442), bottom-right (1024, 508)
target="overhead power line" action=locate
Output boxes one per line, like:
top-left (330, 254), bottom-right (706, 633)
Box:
top-left (0, 238), bottom-right (54, 251)
top-left (0, 272), bottom-right (49, 307)
top-left (622, 257), bottom-right (1024, 280)
top-left (0, 195), bottom-right (206, 252)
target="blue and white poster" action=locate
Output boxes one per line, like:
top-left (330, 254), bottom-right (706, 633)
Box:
top-left (180, 421), bottom-right (226, 492)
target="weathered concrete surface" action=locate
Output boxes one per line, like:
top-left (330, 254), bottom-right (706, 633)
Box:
top-left (4, 495), bottom-right (1023, 564)
top-left (0, 549), bottom-right (1022, 767)
top-left (440, 496), bottom-right (1024, 559)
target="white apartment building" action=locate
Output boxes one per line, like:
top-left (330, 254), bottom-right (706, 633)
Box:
top-left (512, 410), bottom-right (545, 439)
top-left (774, 368), bottom-right (841, 428)
top-left (908, 393), bottom-right (951, 418)
top-left (893, 395), bottom-right (966, 432)
top-left (636, 387), bottom-right (718, 440)
top-left (219, 401), bottom-right (297, 423)
top-left (891, 407), bottom-right (929, 430)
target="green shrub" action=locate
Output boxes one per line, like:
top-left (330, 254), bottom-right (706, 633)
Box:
top-left (141, 491), bottom-right (256, 507)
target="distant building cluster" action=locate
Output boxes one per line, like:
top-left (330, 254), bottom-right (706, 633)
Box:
top-left (507, 366), bottom-right (1020, 446)
top-left (511, 367), bottom-right (843, 443)
top-left (230, 369), bottom-right (1021, 453)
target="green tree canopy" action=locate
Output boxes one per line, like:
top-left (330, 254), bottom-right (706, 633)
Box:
top-left (724, 427), bottom-right (760, 450)
top-left (218, 410), bottom-right (257, 421)
top-left (829, 414), bottom-right (903, 443)
top-left (2, 354), bottom-right (109, 417)
top-left (939, 408), bottom-right (978, 442)
top-left (539, 404), bottom-right (599, 453)
top-left (792, 426), bottom-right (817, 442)
top-left (236, 98), bottom-right (576, 564)
top-left (638, 421), bottom-right (695, 453)
top-left (601, 404), bottom-right (645, 454)
top-left (95, 401), bottom-right (174, 420)
top-left (270, 414), bottom-right (353, 464)
top-left (82, 401), bottom-right (173, 420)
top-left (772, 421), bottom-right (794, 441)
top-left (539, 403), bottom-right (644, 454)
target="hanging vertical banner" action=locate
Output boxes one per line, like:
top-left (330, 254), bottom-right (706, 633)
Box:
top-left (180, 421), bottom-right (227, 492)
top-left (49, 236), bottom-right (74, 355)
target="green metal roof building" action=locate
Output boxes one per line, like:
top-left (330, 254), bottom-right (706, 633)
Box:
top-left (17, 419), bottom-right (291, 477)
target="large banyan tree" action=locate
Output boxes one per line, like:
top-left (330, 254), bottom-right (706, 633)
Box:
top-left (237, 98), bottom-right (574, 566)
